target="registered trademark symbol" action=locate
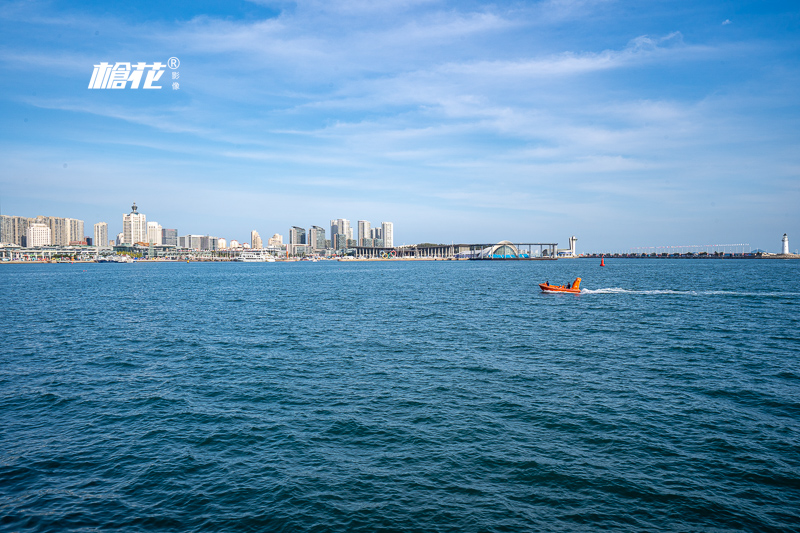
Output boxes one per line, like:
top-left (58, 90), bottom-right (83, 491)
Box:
top-left (168, 57), bottom-right (180, 69)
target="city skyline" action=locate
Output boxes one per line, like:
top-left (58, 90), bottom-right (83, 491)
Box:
top-left (0, 1), bottom-right (798, 250)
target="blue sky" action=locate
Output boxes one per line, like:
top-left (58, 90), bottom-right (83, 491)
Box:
top-left (0, 0), bottom-right (798, 251)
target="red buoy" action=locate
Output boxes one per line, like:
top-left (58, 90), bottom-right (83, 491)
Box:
top-left (600, 256), bottom-right (605, 267)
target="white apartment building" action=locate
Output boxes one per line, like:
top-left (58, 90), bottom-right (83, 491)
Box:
top-left (94, 222), bottom-right (108, 248)
top-left (147, 222), bottom-right (163, 245)
top-left (381, 222), bottom-right (394, 247)
top-left (27, 223), bottom-right (51, 247)
top-left (357, 220), bottom-right (371, 246)
top-left (123, 203), bottom-right (147, 244)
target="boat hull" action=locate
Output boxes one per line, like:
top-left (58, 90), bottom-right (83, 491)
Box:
top-left (539, 284), bottom-right (580, 293)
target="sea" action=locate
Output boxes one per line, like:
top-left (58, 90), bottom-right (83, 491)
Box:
top-left (1, 259), bottom-right (798, 532)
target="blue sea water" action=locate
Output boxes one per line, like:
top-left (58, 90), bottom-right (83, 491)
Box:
top-left (1, 259), bottom-right (799, 532)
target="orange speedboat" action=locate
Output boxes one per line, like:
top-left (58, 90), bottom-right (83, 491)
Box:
top-left (539, 277), bottom-right (582, 293)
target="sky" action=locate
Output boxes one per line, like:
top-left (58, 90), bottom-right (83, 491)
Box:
top-left (0, 0), bottom-right (798, 252)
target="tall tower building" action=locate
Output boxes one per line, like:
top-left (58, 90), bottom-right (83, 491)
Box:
top-left (357, 220), bottom-right (371, 246)
top-left (251, 230), bottom-right (263, 249)
top-left (94, 222), bottom-right (108, 248)
top-left (289, 226), bottom-right (306, 245)
top-left (782, 234), bottom-right (789, 255)
top-left (66, 218), bottom-right (84, 244)
top-left (381, 222), bottom-right (394, 247)
top-left (147, 222), bottom-right (163, 245)
top-left (309, 226), bottom-right (327, 250)
top-left (162, 228), bottom-right (178, 246)
top-left (122, 203), bottom-right (147, 244)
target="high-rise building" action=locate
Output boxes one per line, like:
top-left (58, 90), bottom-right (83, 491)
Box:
top-left (0, 215), bottom-right (31, 246)
top-left (67, 218), bottom-right (84, 244)
top-left (180, 235), bottom-right (203, 250)
top-left (357, 220), bottom-right (371, 246)
top-left (217, 238), bottom-right (227, 249)
top-left (330, 219), bottom-right (350, 241)
top-left (162, 228), bottom-right (178, 246)
top-left (35, 216), bottom-right (68, 245)
top-left (381, 222), bottom-right (394, 247)
top-left (251, 230), bottom-right (263, 249)
top-left (27, 223), bottom-right (51, 247)
top-left (200, 236), bottom-right (218, 251)
top-left (116, 232), bottom-right (124, 246)
top-left (289, 226), bottom-right (306, 245)
top-left (371, 227), bottom-right (382, 241)
top-left (309, 226), bottom-right (327, 250)
top-left (268, 233), bottom-right (283, 247)
top-left (147, 222), bottom-right (163, 245)
top-left (122, 203), bottom-right (147, 244)
top-left (94, 222), bottom-right (108, 248)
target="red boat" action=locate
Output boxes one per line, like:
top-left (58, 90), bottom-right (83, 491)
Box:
top-left (539, 277), bottom-right (582, 293)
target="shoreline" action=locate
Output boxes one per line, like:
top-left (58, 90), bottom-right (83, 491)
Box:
top-left (2, 255), bottom-right (798, 265)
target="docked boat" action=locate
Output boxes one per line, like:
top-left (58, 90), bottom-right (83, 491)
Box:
top-left (235, 251), bottom-right (272, 262)
top-left (539, 277), bottom-right (582, 293)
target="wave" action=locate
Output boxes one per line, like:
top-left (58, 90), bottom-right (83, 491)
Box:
top-left (581, 288), bottom-right (800, 297)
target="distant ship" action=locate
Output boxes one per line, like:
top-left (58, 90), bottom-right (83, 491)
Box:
top-left (235, 251), bottom-right (274, 262)
top-left (96, 255), bottom-right (133, 263)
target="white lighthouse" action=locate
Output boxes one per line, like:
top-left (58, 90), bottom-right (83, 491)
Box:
top-left (782, 233), bottom-right (789, 255)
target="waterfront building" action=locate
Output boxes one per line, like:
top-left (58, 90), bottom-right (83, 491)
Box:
top-left (309, 226), bottom-right (326, 250)
top-left (381, 222), bottom-right (394, 247)
top-left (94, 222), bottom-right (108, 248)
top-left (268, 233), bottom-right (283, 247)
top-left (357, 220), bottom-right (371, 246)
top-left (161, 228), bottom-right (178, 247)
top-left (67, 218), bottom-right (84, 244)
top-left (251, 230), bottom-right (263, 249)
top-left (218, 238), bottom-right (227, 250)
top-left (289, 226), bottom-right (306, 245)
top-left (35, 216), bottom-right (67, 245)
top-left (179, 235), bottom-right (204, 250)
top-left (330, 219), bottom-right (350, 242)
top-left (333, 233), bottom-right (349, 250)
top-left (0, 215), bottom-right (30, 246)
top-left (116, 232), bottom-right (124, 246)
top-left (371, 227), bottom-right (382, 241)
top-left (200, 236), bottom-right (218, 251)
top-left (147, 222), bottom-right (163, 245)
top-left (122, 203), bottom-right (147, 244)
top-left (230, 239), bottom-right (241, 249)
top-left (26, 223), bottom-right (51, 247)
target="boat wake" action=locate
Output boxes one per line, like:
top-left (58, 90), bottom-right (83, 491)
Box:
top-left (581, 288), bottom-right (800, 297)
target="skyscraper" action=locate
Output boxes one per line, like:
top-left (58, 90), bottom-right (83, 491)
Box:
top-left (381, 222), bottom-right (394, 247)
top-left (162, 228), bottom-right (178, 246)
top-left (251, 230), bottom-right (263, 249)
top-left (67, 218), bottom-right (84, 244)
top-left (147, 222), bottom-right (163, 245)
top-left (94, 222), bottom-right (108, 248)
top-left (357, 220), bottom-right (371, 246)
top-left (122, 203), bottom-right (147, 244)
top-left (289, 226), bottom-right (306, 245)
top-left (309, 226), bottom-right (327, 250)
